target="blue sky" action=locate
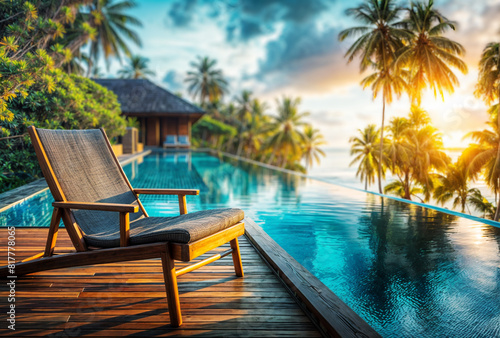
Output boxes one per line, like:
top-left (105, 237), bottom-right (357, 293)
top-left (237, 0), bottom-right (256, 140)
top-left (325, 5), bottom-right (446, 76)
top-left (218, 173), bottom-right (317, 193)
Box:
top-left (103, 0), bottom-right (500, 149)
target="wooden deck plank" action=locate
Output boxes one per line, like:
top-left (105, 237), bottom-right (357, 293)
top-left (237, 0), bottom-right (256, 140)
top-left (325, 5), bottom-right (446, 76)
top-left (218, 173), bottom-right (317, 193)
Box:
top-left (0, 228), bottom-right (323, 337)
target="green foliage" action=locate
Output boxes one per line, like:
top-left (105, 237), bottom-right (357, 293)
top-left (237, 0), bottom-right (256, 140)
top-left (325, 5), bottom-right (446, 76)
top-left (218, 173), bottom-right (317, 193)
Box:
top-left (190, 87), bottom-right (325, 172)
top-left (0, 1), bottom-right (134, 193)
top-left (0, 67), bottom-right (126, 193)
top-left (0, 0), bottom-right (96, 122)
top-left (126, 117), bottom-right (140, 128)
top-left (192, 115), bottom-right (237, 148)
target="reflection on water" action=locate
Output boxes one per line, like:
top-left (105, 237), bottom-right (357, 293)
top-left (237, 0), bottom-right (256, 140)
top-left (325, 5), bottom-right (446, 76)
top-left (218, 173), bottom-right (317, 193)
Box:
top-left (2, 151), bottom-right (500, 337)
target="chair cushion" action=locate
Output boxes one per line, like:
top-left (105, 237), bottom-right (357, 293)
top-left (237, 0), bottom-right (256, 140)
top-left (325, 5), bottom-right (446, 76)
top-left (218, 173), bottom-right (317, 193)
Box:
top-left (83, 208), bottom-right (244, 248)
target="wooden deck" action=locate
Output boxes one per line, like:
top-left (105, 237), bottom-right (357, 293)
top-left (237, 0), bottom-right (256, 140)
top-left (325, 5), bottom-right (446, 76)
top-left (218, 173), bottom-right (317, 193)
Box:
top-left (0, 228), bottom-right (322, 337)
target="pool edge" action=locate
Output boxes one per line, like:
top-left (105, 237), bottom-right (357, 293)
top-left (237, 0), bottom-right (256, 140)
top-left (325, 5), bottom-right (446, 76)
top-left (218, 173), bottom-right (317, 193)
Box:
top-left (244, 218), bottom-right (380, 338)
top-left (213, 150), bottom-right (500, 229)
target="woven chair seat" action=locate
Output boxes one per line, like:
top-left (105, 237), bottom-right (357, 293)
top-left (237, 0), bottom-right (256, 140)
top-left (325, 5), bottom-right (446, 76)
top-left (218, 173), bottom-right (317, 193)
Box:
top-left (83, 208), bottom-right (244, 248)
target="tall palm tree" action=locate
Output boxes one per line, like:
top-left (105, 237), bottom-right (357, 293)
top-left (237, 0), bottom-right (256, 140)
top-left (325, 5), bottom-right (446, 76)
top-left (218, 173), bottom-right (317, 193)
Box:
top-left (396, 0), bottom-right (468, 105)
top-left (86, 0), bottom-right (142, 74)
top-left (339, 0), bottom-right (410, 194)
top-left (474, 42), bottom-right (500, 219)
top-left (118, 55), bottom-right (155, 79)
top-left (463, 119), bottom-right (500, 220)
top-left (266, 97), bottom-right (309, 168)
top-left (235, 91), bottom-right (253, 156)
top-left (433, 162), bottom-right (479, 213)
top-left (185, 56), bottom-right (228, 107)
top-left (476, 43), bottom-right (500, 117)
top-left (302, 126), bottom-right (326, 172)
top-left (349, 124), bottom-right (380, 190)
top-left (241, 99), bottom-right (270, 159)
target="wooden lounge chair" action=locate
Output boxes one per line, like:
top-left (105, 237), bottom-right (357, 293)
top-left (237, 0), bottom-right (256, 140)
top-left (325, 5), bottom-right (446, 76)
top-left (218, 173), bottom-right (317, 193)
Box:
top-left (1, 127), bottom-right (245, 327)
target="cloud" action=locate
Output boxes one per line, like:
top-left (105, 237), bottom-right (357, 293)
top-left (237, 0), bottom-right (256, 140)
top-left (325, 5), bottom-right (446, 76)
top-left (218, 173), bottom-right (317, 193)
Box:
top-left (254, 22), bottom-right (361, 94)
top-left (165, 0), bottom-right (332, 42)
top-left (162, 70), bottom-right (184, 93)
top-left (436, 0), bottom-right (500, 65)
top-left (165, 0), bottom-right (198, 27)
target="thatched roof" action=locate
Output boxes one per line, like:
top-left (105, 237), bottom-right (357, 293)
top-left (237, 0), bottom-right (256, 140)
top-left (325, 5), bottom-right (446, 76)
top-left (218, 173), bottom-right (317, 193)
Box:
top-left (94, 79), bottom-right (205, 116)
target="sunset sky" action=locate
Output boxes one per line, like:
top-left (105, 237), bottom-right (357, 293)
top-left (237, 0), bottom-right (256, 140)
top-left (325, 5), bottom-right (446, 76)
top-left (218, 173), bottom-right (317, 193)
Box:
top-left (104, 0), bottom-right (500, 149)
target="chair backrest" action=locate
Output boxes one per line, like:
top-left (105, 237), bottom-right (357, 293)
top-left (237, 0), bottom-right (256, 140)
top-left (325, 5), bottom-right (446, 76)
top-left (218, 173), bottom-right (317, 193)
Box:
top-left (178, 135), bottom-right (189, 145)
top-left (165, 135), bottom-right (177, 144)
top-left (29, 128), bottom-right (145, 239)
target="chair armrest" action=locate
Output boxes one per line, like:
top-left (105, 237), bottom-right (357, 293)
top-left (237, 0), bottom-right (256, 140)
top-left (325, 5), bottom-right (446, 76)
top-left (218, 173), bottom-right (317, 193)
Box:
top-left (133, 188), bottom-right (199, 196)
top-left (52, 201), bottom-right (139, 213)
top-left (53, 201), bottom-right (136, 247)
top-left (133, 189), bottom-right (198, 215)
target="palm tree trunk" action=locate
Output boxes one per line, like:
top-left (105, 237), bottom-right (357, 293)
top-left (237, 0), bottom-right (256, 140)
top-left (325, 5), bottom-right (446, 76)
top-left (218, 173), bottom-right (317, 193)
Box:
top-left (268, 151), bottom-right (276, 165)
top-left (281, 147), bottom-right (290, 168)
top-left (236, 140), bottom-right (244, 156)
top-left (365, 179), bottom-right (367, 191)
top-left (494, 94), bottom-right (500, 221)
top-left (403, 173), bottom-right (411, 200)
top-left (378, 93), bottom-right (386, 194)
top-left (86, 42), bottom-right (95, 78)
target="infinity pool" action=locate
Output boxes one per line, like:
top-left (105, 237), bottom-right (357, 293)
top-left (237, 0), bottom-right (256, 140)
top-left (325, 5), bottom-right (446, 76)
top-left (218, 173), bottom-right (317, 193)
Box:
top-left (2, 151), bottom-right (500, 337)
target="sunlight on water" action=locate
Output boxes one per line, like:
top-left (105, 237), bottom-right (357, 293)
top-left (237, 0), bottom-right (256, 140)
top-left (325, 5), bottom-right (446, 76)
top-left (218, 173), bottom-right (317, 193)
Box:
top-left (1, 151), bottom-right (500, 337)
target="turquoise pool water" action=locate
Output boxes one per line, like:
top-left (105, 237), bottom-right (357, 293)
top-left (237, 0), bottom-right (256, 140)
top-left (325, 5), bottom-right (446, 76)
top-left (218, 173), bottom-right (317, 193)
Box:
top-left (2, 151), bottom-right (500, 337)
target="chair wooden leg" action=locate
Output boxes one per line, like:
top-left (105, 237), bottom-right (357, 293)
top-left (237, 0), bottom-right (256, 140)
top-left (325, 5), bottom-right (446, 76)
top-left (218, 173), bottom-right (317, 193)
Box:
top-left (161, 245), bottom-right (182, 327)
top-left (44, 207), bottom-right (62, 257)
top-left (230, 238), bottom-right (244, 277)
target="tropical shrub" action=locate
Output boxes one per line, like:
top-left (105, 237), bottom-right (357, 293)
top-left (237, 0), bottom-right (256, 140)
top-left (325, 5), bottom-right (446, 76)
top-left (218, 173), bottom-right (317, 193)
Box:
top-left (192, 115), bottom-right (237, 148)
top-left (0, 68), bottom-right (126, 193)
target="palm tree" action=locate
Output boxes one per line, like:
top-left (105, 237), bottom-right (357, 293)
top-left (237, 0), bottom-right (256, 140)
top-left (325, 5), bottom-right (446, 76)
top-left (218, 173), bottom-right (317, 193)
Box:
top-left (408, 105), bottom-right (431, 128)
top-left (385, 116), bottom-right (410, 173)
top-left (474, 42), bottom-right (500, 219)
top-left (266, 97), bottom-right (309, 168)
top-left (241, 99), bottom-right (270, 159)
top-left (463, 119), bottom-right (500, 220)
top-left (302, 126), bottom-right (326, 172)
top-left (467, 190), bottom-right (496, 219)
top-left (396, 0), bottom-right (468, 105)
top-left (349, 124), bottom-right (380, 190)
top-left (118, 55), bottom-right (155, 79)
top-left (476, 43), bottom-right (500, 117)
top-left (384, 109), bottom-right (450, 201)
top-left (185, 56), bottom-right (228, 107)
top-left (433, 162), bottom-right (479, 213)
top-left (384, 180), bottom-right (423, 201)
top-left (235, 91), bottom-right (253, 156)
top-left (86, 0), bottom-right (142, 74)
top-left (339, 0), bottom-right (410, 194)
